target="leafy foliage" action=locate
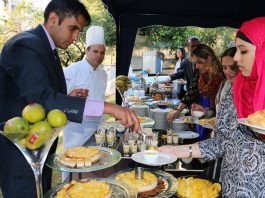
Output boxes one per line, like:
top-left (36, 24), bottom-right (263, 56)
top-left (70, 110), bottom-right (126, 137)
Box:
top-left (139, 26), bottom-right (236, 55)
top-left (0, 0), bottom-right (236, 66)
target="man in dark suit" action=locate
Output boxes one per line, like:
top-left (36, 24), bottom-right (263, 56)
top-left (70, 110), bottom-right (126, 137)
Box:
top-left (169, 36), bottom-right (201, 89)
top-left (0, 0), bottom-right (139, 197)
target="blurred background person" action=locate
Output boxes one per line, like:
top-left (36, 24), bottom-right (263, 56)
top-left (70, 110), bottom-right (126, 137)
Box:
top-left (174, 47), bottom-right (186, 73)
top-left (168, 36), bottom-right (201, 90)
top-left (156, 47), bottom-right (165, 73)
top-left (168, 44), bottom-right (225, 140)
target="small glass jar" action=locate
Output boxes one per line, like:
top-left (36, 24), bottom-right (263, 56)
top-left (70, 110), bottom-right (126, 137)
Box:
top-left (173, 134), bottom-right (179, 145)
top-left (131, 144), bottom-right (138, 153)
top-left (123, 142), bottom-right (130, 157)
top-left (140, 143), bottom-right (147, 152)
top-left (167, 134), bottom-right (173, 144)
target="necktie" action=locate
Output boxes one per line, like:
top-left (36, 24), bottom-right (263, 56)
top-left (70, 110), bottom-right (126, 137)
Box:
top-left (52, 49), bottom-right (67, 94)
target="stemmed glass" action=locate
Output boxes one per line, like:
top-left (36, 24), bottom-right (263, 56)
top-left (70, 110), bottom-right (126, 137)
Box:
top-left (115, 85), bottom-right (127, 107)
top-left (0, 126), bottom-right (63, 198)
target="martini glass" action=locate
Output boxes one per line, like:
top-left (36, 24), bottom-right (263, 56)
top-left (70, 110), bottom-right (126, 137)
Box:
top-left (0, 126), bottom-right (63, 198)
top-left (116, 86), bottom-right (127, 107)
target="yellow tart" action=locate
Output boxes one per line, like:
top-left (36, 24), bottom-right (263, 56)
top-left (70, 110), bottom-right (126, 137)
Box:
top-left (58, 146), bottom-right (101, 168)
top-left (115, 171), bottom-right (158, 193)
top-left (56, 179), bottom-right (111, 198)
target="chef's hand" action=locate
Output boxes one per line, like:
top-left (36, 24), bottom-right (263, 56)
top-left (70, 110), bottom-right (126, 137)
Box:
top-left (104, 103), bottom-right (140, 132)
top-left (167, 109), bottom-right (181, 122)
top-left (68, 89), bottom-right (89, 98)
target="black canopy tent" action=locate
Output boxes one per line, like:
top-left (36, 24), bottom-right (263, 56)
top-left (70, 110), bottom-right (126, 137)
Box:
top-left (101, 0), bottom-right (265, 103)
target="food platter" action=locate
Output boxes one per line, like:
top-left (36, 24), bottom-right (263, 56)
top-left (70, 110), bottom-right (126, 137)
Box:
top-left (44, 178), bottom-right (137, 198)
top-left (46, 147), bottom-right (121, 173)
top-left (110, 168), bottom-right (178, 198)
top-left (238, 118), bottom-right (265, 135)
top-left (179, 116), bottom-right (196, 124)
top-left (193, 120), bottom-right (214, 130)
top-left (131, 151), bottom-right (177, 166)
top-left (175, 175), bottom-right (221, 198)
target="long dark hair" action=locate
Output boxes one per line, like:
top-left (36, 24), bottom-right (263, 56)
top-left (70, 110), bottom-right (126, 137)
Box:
top-left (175, 47), bottom-right (186, 61)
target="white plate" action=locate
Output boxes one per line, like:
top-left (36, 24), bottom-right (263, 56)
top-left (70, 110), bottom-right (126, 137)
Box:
top-left (140, 117), bottom-right (155, 127)
top-left (131, 152), bottom-right (177, 166)
top-left (150, 108), bottom-right (171, 113)
top-left (238, 118), bottom-right (265, 135)
top-left (131, 104), bottom-right (149, 109)
top-left (176, 131), bottom-right (199, 139)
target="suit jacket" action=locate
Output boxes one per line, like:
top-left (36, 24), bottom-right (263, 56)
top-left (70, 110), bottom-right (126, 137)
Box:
top-left (169, 58), bottom-right (194, 89)
top-left (0, 25), bottom-right (86, 186)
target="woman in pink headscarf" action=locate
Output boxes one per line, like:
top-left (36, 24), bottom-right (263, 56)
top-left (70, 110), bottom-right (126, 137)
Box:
top-left (158, 17), bottom-right (265, 197)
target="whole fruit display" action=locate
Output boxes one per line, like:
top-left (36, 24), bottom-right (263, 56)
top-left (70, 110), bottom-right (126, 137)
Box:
top-left (25, 121), bottom-right (52, 150)
top-left (115, 75), bottom-right (131, 93)
top-left (4, 117), bottom-right (30, 139)
top-left (47, 109), bottom-right (67, 128)
top-left (22, 103), bottom-right (46, 124)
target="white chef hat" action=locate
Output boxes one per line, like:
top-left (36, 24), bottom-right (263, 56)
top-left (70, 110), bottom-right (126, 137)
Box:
top-left (86, 26), bottom-right (105, 48)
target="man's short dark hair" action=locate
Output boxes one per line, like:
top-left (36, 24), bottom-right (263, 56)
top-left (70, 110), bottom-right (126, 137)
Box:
top-left (44, 0), bottom-right (91, 26)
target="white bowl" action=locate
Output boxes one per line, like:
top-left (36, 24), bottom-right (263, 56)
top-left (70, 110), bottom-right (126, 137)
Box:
top-left (142, 150), bottom-right (159, 162)
top-left (192, 111), bottom-right (204, 118)
top-left (181, 158), bottom-right (193, 164)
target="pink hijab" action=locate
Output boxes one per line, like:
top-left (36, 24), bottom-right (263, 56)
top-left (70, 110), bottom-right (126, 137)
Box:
top-left (233, 17), bottom-right (265, 118)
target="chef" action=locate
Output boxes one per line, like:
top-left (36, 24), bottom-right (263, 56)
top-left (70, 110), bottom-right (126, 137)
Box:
top-left (63, 26), bottom-right (107, 150)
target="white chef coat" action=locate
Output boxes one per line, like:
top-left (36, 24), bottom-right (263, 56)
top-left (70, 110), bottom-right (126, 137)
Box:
top-left (63, 58), bottom-right (107, 149)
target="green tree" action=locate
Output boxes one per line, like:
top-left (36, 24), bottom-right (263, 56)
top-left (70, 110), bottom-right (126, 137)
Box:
top-left (0, 1), bottom-right (42, 49)
top-left (139, 26), bottom-right (236, 55)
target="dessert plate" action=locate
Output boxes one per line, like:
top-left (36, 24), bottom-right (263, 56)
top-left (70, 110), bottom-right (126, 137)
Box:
top-left (44, 178), bottom-right (136, 198)
top-left (131, 151), bottom-right (177, 166)
top-left (238, 118), bottom-right (265, 135)
top-left (176, 131), bottom-right (199, 139)
top-left (46, 147), bottom-right (121, 173)
top-left (110, 168), bottom-right (177, 198)
top-left (193, 120), bottom-right (214, 130)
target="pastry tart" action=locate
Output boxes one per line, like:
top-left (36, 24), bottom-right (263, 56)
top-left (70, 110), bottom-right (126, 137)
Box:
top-left (56, 179), bottom-right (112, 198)
top-left (58, 146), bottom-right (101, 168)
top-left (247, 109), bottom-right (265, 128)
top-left (115, 171), bottom-right (158, 193)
